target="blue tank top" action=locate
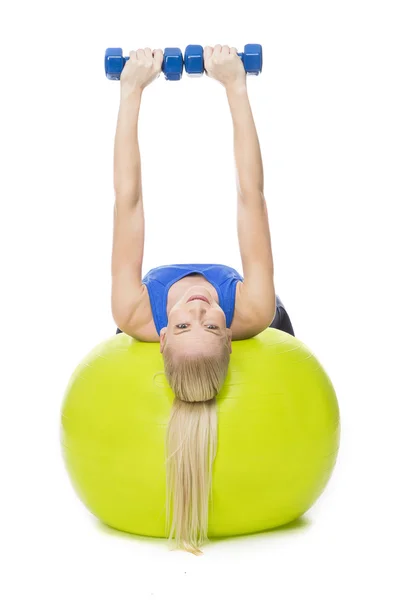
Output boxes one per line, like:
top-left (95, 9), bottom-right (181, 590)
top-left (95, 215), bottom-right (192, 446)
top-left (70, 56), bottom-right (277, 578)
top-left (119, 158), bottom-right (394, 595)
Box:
top-left (142, 263), bottom-right (244, 335)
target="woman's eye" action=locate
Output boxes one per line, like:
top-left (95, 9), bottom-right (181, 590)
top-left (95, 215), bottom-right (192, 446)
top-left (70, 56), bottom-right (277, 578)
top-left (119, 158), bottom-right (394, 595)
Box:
top-left (176, 324), bottom-right (218, 330)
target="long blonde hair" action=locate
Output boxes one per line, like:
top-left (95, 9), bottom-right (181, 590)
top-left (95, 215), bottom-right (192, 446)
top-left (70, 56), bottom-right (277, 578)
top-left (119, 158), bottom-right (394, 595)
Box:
top-left (162, 339), bottom-right (231, 555)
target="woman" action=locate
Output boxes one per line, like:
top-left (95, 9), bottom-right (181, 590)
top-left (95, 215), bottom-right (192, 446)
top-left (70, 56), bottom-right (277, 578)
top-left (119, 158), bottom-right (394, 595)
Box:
top-left (111, 45), bottom-right (295, 555)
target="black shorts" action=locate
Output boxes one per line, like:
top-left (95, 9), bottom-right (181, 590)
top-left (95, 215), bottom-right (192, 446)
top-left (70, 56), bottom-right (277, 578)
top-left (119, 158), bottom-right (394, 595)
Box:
top-left (269, 294), bottom-right (295, 336)
top-left (115, 294), bottom-right (295, 337)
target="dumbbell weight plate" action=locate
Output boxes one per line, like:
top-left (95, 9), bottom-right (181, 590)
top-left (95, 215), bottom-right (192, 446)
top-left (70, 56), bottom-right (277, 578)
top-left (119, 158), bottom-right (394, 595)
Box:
top-left (241, 43), bottom-right (263, 75)
top-left (162, 48), bottom-right (184, 81)
top-left (105, 48), bottom-right (126, 80)
top-left (184, 45), bottom-right (204, 75)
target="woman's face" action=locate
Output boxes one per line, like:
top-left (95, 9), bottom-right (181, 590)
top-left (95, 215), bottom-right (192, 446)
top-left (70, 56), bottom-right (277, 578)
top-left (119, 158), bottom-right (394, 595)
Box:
top-left (160, 285), bottom-right (232, 355)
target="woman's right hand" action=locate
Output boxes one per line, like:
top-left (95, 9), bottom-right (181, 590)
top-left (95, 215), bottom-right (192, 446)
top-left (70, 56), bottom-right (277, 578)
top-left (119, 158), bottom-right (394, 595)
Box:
top-left (120, 48), bottom-right (163, 94)
top-left (204, 45), bottom-right (246, 91)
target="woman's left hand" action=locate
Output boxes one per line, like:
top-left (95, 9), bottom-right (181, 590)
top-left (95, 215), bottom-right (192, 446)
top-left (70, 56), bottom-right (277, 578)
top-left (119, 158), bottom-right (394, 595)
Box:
top-left (121, 48), bottom-right (163, 93)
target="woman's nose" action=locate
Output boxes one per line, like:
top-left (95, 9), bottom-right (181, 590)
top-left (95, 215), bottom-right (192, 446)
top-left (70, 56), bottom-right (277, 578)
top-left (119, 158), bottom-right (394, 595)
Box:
top-left (189, 304), bottom-right (207, 315)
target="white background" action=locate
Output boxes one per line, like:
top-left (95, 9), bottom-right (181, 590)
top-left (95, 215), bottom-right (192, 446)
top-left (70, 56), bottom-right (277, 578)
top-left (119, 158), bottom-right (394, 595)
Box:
top-left (1, 0), bottom-right (399, 598)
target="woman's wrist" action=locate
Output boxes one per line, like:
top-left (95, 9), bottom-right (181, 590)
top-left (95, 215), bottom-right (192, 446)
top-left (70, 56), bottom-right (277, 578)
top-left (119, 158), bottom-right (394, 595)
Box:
top-left (120, 85), bottom-right (143, 105)
top-left (225, 81), bottom-right (248, 98)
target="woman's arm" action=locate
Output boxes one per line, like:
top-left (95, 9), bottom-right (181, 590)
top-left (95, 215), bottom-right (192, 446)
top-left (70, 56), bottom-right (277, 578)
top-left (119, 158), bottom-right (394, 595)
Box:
top-left (227, 83), bottom-right (276, 326)
top-left (226, 83), bottom-right (264, 195)
top-left (204, 45), bottom-right (275, 327)
top-left (111, 89), bottom-right (146, 329)
top-left (113, 89), bottom-right (143, 203)
top-left (111, 49), bottom-right (162, 331)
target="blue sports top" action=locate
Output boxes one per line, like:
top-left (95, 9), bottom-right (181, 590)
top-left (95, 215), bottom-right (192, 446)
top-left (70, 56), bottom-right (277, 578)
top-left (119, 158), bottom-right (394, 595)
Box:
top-left (142, 263), bottom-right (244, 336)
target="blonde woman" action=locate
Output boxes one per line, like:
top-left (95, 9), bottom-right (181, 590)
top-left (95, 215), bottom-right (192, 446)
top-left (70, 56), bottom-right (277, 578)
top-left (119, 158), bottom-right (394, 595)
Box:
top-left (112, 45), bottom-right (295, 555)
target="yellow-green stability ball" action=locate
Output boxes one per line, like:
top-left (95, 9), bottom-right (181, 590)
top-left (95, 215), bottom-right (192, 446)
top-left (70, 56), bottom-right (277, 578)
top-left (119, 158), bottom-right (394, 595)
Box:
top-left (61, 328), bottom-right (340, 538)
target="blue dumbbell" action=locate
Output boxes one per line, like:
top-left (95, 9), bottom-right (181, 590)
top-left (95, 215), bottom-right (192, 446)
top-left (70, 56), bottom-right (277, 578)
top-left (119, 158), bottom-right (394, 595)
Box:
top-left (184, 44), bottom-right (263, 76)
top-left (105, 47), bottom-right (184, 81)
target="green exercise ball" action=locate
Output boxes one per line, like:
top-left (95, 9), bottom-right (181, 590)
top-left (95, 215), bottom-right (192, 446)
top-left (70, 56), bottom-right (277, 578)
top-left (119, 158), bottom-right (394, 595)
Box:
top-left (60, 328), bottom-right (340, 538)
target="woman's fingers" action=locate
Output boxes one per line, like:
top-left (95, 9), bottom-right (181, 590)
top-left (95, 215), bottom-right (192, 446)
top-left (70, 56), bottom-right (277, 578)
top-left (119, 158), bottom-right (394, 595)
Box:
top-left (204, 46), bottom-right (213, 59)
top-left (153, 48), bottom-right (164, 69)
top-left (130, 47), bottom-right (161, 66)
top-left (213, 44), bottom-right (222, 57)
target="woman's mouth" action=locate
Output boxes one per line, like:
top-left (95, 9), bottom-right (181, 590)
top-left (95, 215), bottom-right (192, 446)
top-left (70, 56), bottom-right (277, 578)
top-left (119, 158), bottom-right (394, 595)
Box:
top-left (187, 295), bottom-right (210, 304)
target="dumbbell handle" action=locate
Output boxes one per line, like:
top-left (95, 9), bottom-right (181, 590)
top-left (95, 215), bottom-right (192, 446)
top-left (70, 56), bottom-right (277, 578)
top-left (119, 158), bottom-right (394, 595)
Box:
top-left (105, 49), bottom-right (183, 81)
top-left (120, 53), bottom-right (247, 63)
top-left (184, 44), bottom-right (262, 76)
top-left (114, 53), bottom-right (247, 68)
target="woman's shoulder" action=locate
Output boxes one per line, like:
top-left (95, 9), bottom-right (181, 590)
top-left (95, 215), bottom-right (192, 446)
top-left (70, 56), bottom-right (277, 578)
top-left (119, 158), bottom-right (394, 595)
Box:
top-left (230, 282), bottom-right (268, 339)
top-left (123, 284), bottom-right (160, 342)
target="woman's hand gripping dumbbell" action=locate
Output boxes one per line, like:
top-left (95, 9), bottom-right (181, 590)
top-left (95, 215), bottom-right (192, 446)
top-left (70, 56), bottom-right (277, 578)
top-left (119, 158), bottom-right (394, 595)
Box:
top-left (119, 48), bottom-right (164, 95)
top-left (203, 45), bottom-right (246, 91)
